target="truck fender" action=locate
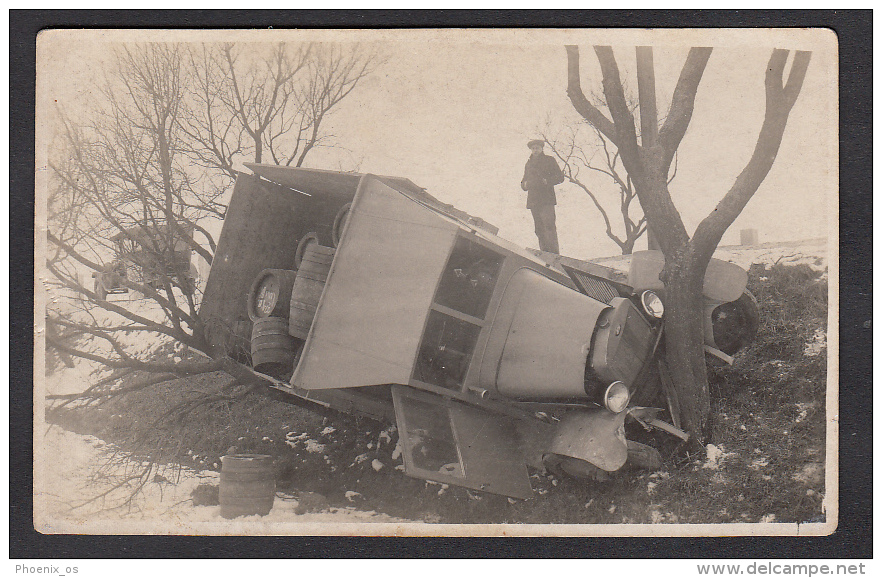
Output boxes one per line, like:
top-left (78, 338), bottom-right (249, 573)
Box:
top-left (545, 408), bottom-right (628, 472)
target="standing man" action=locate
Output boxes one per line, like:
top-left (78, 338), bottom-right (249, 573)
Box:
top-left (521, 139), bottom-right (565, 254)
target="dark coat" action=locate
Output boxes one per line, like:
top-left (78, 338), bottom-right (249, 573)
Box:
top-left (520, 153), bottom-right (565, 208)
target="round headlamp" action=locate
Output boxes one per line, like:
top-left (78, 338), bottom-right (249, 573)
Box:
top-left (640, 290), bottom-right (665, 319)
top-left (603, 381), bottom-right (630, 413)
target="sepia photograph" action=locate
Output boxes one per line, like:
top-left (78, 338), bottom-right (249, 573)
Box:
top-left (33, 27), bottom-right (838, 537)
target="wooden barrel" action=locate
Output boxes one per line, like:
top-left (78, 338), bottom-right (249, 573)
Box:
top-left (246, 269), bottom-right (298, 321)
top-left (294, 232), bottom-right (320, 269)
top-left (251, 317), bottom-right (298, 374)
top-left (219, 454), bottom-right (275, 518)
top-left (288, 244), bottom-right (336, 340)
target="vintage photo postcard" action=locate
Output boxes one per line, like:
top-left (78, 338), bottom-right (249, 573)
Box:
top-left (34, 27), bottom-right (838, 537)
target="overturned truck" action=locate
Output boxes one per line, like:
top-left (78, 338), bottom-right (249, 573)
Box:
top-left (199, 164), bottom-right (758, 499)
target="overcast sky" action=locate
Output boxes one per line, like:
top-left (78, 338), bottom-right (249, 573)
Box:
top-left (39, 29), bottom-right (837, 260)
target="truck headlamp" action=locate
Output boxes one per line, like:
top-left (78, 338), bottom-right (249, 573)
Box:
top-left (603, 381), bottom-right (630, 413)
top-left (640, 290), bottom-right (665, 319)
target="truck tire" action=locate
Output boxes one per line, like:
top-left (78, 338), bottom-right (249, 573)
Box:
top-left (626, 440), bottom-right (664, 471)
top-left (710, 289), bottom-right (760, 355)
top-left (544, 454), bottom-right (611, 482)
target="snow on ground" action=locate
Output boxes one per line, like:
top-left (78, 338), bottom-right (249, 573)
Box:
top-left (44, 291), bottom-right (178, 397)
top-left (804, 328), bottom-right (828, 357)
top-left (34, 420), bottom-right (406, 534)
top-left (38, 289), bottom-right (409, 532)
top-left (702, 444), bottom-right (736, 470)
top-left (711, 238), bottom-right (828, 272)
top-left (589, 238), bottom-right (828, 275)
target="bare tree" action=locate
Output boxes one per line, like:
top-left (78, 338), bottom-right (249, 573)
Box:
top-left (543, 120), bottom-right (680, 254)
top-left (45, 41), bottom-right (383, 409)
top-left (45, 45), bottom-right (249, 399)
top-left (48, 44), bottom-right (213, 373)
top-left (542, 83), bottom-right (679, 255)
top-left (179, 42), bottom-right (380, 182)
top-left (565, 45), bottom-right (810, 440)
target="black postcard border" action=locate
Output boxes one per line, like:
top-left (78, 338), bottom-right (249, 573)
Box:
top-left (11, 9), bottom-right (871, 560)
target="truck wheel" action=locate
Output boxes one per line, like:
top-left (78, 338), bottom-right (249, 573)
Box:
top-left (710, 289), bottom-right (760, 355)
top-left (544, 454), bottom-right (611, 482)
top-left (626, 440), bottom-right (664, 471)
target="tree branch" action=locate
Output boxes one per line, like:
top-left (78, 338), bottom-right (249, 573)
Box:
top-left (45, 332), bottom-right (222, 375)
top-left (594, 46), bottom-right (640, 165)
top-left (636, 46), bottom-right (659, 147)
top-left (565, 46), bottom-right (617, 144)
top-left (657, 47), bottom-right (713, 171)
top-left (691, 49), bottom-right (811, 264)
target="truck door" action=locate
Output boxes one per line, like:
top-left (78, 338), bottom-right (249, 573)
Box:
top-left (391, 385), bottom-right (534, 499)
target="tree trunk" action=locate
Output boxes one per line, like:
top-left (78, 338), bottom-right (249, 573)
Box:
top-left (646, 227), bottom-right (661, 251)
top-left (254, 137), bottom-right (263, 164)
top-left (564, 45), bottom-right (810, 443)
top-left (660, 247), bottom-right (711, 440)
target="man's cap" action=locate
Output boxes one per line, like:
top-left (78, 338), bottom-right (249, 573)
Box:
top-left (527, 139), bottom-right (545, 149)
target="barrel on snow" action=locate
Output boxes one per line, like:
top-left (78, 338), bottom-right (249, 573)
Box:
top-left (219, 454), bottom-right (275, 519)
top-left (288, 243), bottom-right (335, 340)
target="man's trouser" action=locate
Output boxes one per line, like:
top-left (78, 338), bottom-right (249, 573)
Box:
top-left (530, 204), bottom-right (559, 254)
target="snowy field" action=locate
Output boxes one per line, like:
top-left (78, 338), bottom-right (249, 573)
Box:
top-left (591, 238), bottom-right (829, 274)
top-left (35, 422), bottom-right (407, 534)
